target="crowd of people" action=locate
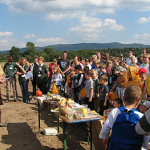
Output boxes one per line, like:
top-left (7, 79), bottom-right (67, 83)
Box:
top-left (0, 49), bottom-right (150, 149)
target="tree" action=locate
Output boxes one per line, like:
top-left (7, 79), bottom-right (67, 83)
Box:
top-left (9, 46), bottom-right (21, 62)
top-left (23, 42), bottom-right (36, 62)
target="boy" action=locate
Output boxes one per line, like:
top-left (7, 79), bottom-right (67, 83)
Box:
top-left (97, 74), bottom-right (109, 115)
top-left (84, 70), bottom-right (94, 110)
top-left (91, 69), bottom-right (100, 112)
top-left (94, 60), bottom-right (101, 78)
top-left (99, 85), bottom-right (149, 150)
top-left (99, 63), bottom-right (107, 78)
top-left (139, 101), bottom-right (150, 113)
top-left (113, 98), bottom-right (122, 108)
top-left (73, 65), bottom-right (85, 103)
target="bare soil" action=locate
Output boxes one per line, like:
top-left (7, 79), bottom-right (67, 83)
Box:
top-left (0, 79), bottom-right (90, 150)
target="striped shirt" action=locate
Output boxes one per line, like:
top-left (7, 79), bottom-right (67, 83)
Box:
top-left (135, 108), bottom-right (150, 135)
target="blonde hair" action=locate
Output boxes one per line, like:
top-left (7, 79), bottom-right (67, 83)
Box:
top-left (99, 63), bottom-right (106, 69)
top-left (52, 59), bottom-right (57, 63)
top-left (53, 66), bottom-right (60, 74)
top-left (91, 69), bottom-right (98, 74)
top-left (100, 74), bottom-right (108, 82)
top-left (92, 55), bottom-right (97, 59)
top-left (94, 60), bottom-right (100, 65)
top-left (38, 56), bottom-right (44, 61)
top-left (106, 60), bottom-right (112, 68)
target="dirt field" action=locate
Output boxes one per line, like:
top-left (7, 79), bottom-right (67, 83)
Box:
top-left (0, 78), bottom-right (91, 150)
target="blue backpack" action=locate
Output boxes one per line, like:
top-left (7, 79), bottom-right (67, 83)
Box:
top-left (108, 107), bottom-right (144, 150)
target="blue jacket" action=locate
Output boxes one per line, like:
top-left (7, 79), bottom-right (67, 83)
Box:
top-left (108, 107), bottom-right (143, 150)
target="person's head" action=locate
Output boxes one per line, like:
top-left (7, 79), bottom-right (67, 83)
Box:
top-left (52, 59), bottom-right (57, 65)
top-left (137, 55), bottom-right (143, 65)
top-left (92, 55), bottom-right (97, 62)
top-left (115, 66), bottom-right (125, 76)
top-left (85, 70), bottom-right (92, 80)
top-left (91, 69), bottom-right (98, 79)
top-left (105, 53), bottom-right (109, 61)
top-left (142, 48), bottom-right (147, 55)
top-left (106, 60), bottom-right (113, 69)
top-left (128, 51), bottom-right (133, 57)
top-left (143, 53), bottom-right (150, 64)
top-left (85, 58), bottom-right (90, 65)
top-left (100, 74), bottom-right (108, 85)
top-left (74, 65), bottom-right (82, 74)
top-left (112, 57), bottom-right (119, 66)
top-left (140, 101), bottom-right (150, 113)
top-left (123, 85), bottom-right (142, 107)
top-left (94, 60), bottom-right (100, 68)
top-left (119, 61), bottom-right (128, 69)
top-left (19, 57), bottom-right (27, 66)
top-left (113, 98), bottom-right (122, 108)
top-left (83, 66), bottom-right (89, 74)
top-left (53, 66), bottom-right (60, 74)
top-left (33, 55), bottom-right (38, 63)
top-left (62, 51), bottom-right (67, 59)
top-left (96, 52), bottom-right (101, 59)
top-left (38, 56), bottom-right (44, 65)
top-left (130, 56), bottom-right (136, 63)
top-left (6, 56), bottom-right (13, 63)
top-left (70, 67), bottom-right (75, 76)
top-left (99, 63), bottom-right (106, 73)
top-left (136, 68), bottom-right (147, 80)
top-left (74, 56), bottom-right (80, 65)
top-left (120, 54), bottom-right (123, 60)
top-left (79, 56), bottom-right (82, 62)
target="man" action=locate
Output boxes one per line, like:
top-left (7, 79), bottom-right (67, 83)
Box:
top-left (126, 51), bottom-right (137, 65)
top-left (135, 108), bottom-right (150, 135)
top-left (139, 53), bottom-right (150, 74)
top-left (4, 56), bottom-right (19, 102)
top-left (58, 51), bottom-right (70, 79)
top-left (30, 56), bottom-right (39, 97)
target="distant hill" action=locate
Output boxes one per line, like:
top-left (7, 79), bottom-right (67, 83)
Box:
top-left (1, 42), bottom-right (150, 53)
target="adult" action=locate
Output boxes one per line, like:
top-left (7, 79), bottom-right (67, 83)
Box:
top-left (126, 51), bottom-right (137, 66)
top-left (37, 57), bottom-right (49, 95)
top-left (119, 54), bottom-right (124, 62)
top-left (30, 56), bottom-right (39, 96)
top-left (135, 108), bottom-right (150, 135)
top-left (142, 48), bottom-right (147, 55)
top-left (4, 56), bottom-right (19, 102)
top-left (58, 51), bottom-right (70, 78)
top-left (72, 55), bottom-right (84, 70)
top-left (129, 56), bottom-right (138, 66)
top-left (91, 55), bottom-right (97, 69)
top-left (47, 59), bottom-right (58, 92)
top-left (139, 53), bottom-right (149, 74)
top-left (16, 57), bottom-right (30, 103)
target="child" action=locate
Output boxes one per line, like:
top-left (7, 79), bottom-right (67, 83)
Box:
top-left (99, 63), bottom-right (107, 78)
top-left (113, 98), bottom-right (122, 108)
top-left (66, 67), bottom-right (76, 99)
top-left (73, 65), bottom-right (85, 103)
top-left (97, 74), bottom-right (110, 115)
top-left (84, 70), bottom-right (94, 110)
top-left (84, 58), bottom-right (92, 70)
top-left (139, 101), bottom-right (150, 113)
top-left (51, 67), bottom-right (63, 95)
top-left (99, 85), bottom-right (149, 150)
top-left (91, 69), bottom-right (100, 112)
top-left (94, 60), bottom-right (101, 78)
top-left (106, 60), bottom-right (113, 88)
top-left (110, 66), bottom-right (127, 100)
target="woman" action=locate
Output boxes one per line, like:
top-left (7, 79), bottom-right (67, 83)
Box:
top-left (16, 57), bottom-right (30, 103)
top-left (37, 56), bottom-right (49, 94)
top-left (72, 55), bottom-right (84, 70)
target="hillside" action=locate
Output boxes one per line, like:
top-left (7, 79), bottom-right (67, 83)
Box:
top-left (1, 42), bottom-right (150, 53)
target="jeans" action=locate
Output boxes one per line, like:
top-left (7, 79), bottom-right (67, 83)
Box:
top-left (19, 80), bottom-right (30, 102)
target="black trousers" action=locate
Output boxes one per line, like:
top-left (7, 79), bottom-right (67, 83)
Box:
top-left (32, 77), bottom-right (37, 96)
top-left (37, 82), bottom-right (47, 95)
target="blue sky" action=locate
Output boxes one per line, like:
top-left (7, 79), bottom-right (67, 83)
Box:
top-left (0, 0), bottom-right (150, 51)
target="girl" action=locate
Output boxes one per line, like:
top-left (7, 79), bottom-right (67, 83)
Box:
top-left (51, 67), bottom-right (63, 95)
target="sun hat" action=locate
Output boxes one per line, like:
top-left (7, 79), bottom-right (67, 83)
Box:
top-left (143, 101), bottom-right (150, 108)
top-left (115, 66), bottom-right (125, 74)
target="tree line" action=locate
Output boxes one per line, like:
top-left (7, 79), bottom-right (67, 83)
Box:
top-left (0, 41), bottom-right (150, 62)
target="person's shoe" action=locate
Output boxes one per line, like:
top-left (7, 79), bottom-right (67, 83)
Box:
top-left (23, 100), bottom-right (26, 103)
top-left (27, 100), bottom-right (31, 104)
top-left (0, 123), bottom-right (8, 127)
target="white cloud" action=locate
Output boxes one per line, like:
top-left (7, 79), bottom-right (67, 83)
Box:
top-left (137, 17), bottom-right (150, 23)
top-left (126, 33), bottom-right (150, 44)
top-left (0, 31), bottom-right (13, 37)
top-left (36, 37), bottom-right (68, 45)
top-left (24, 34), bottom-right (36, 39)
top-left (69, 15), bottom-right (124, 41)
top-left (0, 38), bottom-right (26, 51)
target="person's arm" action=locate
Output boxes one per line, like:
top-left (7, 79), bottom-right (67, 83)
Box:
top-left (135, 108), bottom-right (150, 135)
top-left (62, 65), bottom-right (70, 74)
top-left (104, 93), bottom-right (108, 106)
top-left (16, 63), bottom-right (26, 74)
top-left (110, 78), bottom-right (118, 92)
top-left (89, 88), bottom-right (93, 102)
top-left (74, 74), bottom-right (84, 88)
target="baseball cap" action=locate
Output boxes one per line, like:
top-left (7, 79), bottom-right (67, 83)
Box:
top-left (136, 68), bottom-right (147, 75)
top-left (115, 66), bottom-right (125, 74)
top-left (143, 101), bottom-right (150, 108)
